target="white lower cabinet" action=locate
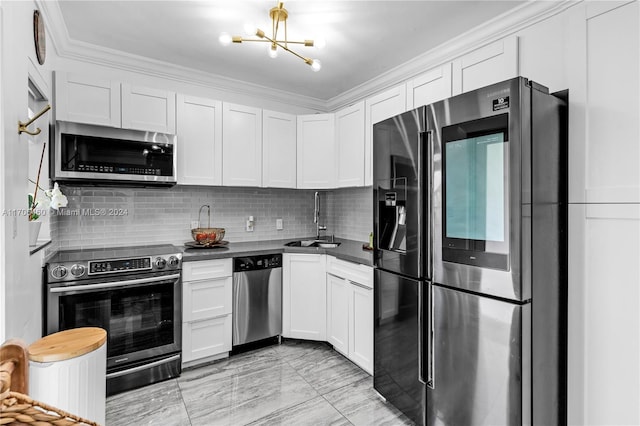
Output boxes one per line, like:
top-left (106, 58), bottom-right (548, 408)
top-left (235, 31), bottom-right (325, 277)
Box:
top-left (326, 256), bottom-right (374, 374)
top-left (182, 259), bottom-right (233, 366)
top-left (282, 253), bottom-right (327, 340)
top-left (327, 273), bottom-right (350, 355)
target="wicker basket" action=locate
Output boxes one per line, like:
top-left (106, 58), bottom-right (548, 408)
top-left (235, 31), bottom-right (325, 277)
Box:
top-left (1, 340), bottom-right (98, 426)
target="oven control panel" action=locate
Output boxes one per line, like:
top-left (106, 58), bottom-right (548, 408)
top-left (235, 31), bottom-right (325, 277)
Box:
top-left (47, 252), bottom-right (183, 283)
top-left (90, 257), bottom-right (152, 274)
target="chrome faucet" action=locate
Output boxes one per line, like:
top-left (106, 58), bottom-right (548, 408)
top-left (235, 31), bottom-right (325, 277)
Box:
top-left (314, 191), bottom-right (327, 240)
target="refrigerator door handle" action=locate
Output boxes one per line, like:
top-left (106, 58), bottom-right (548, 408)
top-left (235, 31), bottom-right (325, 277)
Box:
top-left (418, 281), bottom-right (426, 385)
top-left (426, 129), bottom-right (434, 281)
top-left (427, 281), bottom-right (435, 389)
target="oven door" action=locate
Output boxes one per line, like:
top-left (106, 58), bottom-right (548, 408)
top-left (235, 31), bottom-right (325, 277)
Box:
top-left (46, 272), bottom-right (181, 370)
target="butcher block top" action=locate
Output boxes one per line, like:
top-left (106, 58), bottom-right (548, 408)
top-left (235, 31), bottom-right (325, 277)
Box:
top-left (29, 327), bottom-right (107, 363)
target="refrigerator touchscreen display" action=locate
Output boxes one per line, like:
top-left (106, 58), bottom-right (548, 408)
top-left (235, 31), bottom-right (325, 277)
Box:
top-left (441, 113), bottom-right (509, 270)
top-left (445, 132), bottom-right (505, 242)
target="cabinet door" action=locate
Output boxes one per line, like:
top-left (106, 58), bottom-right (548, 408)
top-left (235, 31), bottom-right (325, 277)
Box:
top-left (406, 63), bottom-right (453, 109)
top-left (262, 110), bottom-right (296, 188)
top-left (335, 101), bottom-right (366, 188)
top-left (364, 84), bottom-right (407, 186)
top-left (222, 103), bottom-right (263, 187)
top-left (326, 273), bottom-right (349, 355)
top-left (121, 84), bottom-right (176, 133)
top-left (176, 94), bottom-right (223, 186)
top-left (297, 114), bottom-right (335, 189)
top-left (54, 72), bottom-right (121, 127)
top-left (183, 276), bottom-right (232, 322)
top-left (569, 203), bottom-right (640, 425)
top-left (452, 36), bottom-right (519, 95)
top-left (283, 253), bottom-right (326, 340)
top-left (182, 315), bottom-right (232, 363)
top-left (569, 1), bottom-right (639, 203)
top-left (350, 282), bottom-right (373, 374)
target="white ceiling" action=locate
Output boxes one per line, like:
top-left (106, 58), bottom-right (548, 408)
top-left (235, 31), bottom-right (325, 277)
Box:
top-left (55, 1), bottom-right (527, 101)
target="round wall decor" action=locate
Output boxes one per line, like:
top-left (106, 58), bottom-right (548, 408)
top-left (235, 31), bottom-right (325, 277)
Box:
top-left (33, 10), bottom-right (46, 65)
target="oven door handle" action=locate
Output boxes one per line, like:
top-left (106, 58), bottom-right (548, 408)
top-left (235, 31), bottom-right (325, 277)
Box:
top-left (49, 273), bottom-right (181, 294)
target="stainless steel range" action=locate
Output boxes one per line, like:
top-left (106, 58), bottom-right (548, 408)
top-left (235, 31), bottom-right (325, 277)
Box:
top-left (45, 244), bottom-right (182, 395)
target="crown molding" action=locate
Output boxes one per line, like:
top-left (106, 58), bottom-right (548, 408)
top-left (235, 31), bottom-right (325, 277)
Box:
top-left (37, 0), bottom-right (328, 112)
top-left (38, 0), bottom-right (579, 114)
top-left (325, 0), bottom-right (580, 111)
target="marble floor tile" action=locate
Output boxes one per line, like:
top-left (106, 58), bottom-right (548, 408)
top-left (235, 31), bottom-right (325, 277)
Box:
top-left (247, 396), bottom-right (351, 426)
top-left (105, 378), bottom-right (191, 426)
top-left (285, 344), bottom-right (370, 395)
top-left (106, 341), bottom-right (414, 426)
top-left (179, 361), bottom-right (319, 425)
top-left (324, 376), bottom-right (414, 426)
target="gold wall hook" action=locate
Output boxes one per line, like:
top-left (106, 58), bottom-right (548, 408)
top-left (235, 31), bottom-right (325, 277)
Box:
top-left (18, 104), bottom-right (51, 136)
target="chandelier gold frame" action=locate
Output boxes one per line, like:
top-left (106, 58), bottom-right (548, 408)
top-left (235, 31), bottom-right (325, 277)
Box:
top-left (220, 2), bottom-right (323, 71)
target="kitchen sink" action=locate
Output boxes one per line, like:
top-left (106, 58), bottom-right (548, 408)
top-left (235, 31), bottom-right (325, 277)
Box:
top-left (284, 239), bottom-right (341, 248)
top-left (315, 242), bottom-right (341, 248)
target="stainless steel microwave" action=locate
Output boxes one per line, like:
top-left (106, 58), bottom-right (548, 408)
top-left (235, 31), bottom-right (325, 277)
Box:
top-left (52, 122), bottom-right (177, 186)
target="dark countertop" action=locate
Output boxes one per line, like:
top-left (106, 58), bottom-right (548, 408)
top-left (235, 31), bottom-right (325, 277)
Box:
top-left (181, 237), bottom-right (374, 266)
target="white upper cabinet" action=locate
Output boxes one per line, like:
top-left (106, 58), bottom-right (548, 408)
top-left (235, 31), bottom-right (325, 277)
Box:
top-left (574, 1), bottom-right (639, 203)
top-left (54, 72), bottom-right (121, 127)
top-left (406, 63), bottom-right (453, 109)
top-left (176, 94), bottom-right (222, 186)
top-left (335, 101), bottom-right (366, 188)
top-left (121, 84), bottom-right (176, 133)
top-left (222, 102), bottom-right (263, 187)
top-left (55, 72), bottom-right (176, 133)
top-left (364, 84), bottom-right (407, 186)
top-left (297, 113), bottom-right (335, 189)
top-left (452, 35), bottom-right (519, 95)
top-left (262, 110), bottom-right (297, 189)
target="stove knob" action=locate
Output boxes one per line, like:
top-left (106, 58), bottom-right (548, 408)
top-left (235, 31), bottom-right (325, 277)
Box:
top-left (167, 256), bottom-right (179, 268)
top-left (155, 257), bottom-right (167, 269)
top-left (51, 265), bottom-right (68, 280)
top-left (70, 264), bottom-right (86, 277)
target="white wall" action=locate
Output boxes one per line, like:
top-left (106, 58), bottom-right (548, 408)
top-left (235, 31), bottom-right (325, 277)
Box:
top-left (0, 1), bottom-right (53, 344)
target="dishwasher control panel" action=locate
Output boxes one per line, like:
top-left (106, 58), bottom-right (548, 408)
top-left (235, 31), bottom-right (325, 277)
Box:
top-left (233, 254), bottom-right (282, 272)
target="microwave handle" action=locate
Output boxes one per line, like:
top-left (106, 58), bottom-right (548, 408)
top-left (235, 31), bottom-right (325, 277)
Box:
top-left (49, 273), bottom-right (181, 294)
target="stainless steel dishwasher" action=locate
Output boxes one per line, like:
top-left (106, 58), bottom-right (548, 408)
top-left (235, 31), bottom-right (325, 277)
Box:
top-left (232, 253), bottom-right (282, 346)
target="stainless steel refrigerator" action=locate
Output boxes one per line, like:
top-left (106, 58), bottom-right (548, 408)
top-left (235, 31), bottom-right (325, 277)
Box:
top-left (373, 77), bottom-right (567, 426)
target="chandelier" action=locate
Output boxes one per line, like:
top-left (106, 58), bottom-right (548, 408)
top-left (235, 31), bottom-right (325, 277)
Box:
top-left (218, 2), bottom-right (325, 72)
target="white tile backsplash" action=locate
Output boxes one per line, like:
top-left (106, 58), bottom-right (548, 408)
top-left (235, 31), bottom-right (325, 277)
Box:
top-left (48, 185), bottom-right (373, 251)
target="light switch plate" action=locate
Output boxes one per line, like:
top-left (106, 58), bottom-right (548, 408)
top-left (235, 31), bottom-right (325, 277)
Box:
top-left (276, 218), bottom-right (283, 230)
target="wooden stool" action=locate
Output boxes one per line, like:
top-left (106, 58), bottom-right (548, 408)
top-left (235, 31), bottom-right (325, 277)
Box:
top-left (29, 327), bottom-right (107, 425)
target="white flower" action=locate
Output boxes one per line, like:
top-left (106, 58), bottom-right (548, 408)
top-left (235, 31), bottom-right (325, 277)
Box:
top-left (45, 183), bottom-right (68, 210)
top-left (29, 182), bottom-right (68, 220)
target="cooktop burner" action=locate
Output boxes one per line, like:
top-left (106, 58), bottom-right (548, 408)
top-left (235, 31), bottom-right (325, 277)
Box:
top-left (48, 244), bottom-right (180, 263)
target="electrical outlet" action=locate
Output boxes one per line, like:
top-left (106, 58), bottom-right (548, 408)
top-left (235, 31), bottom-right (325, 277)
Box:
top-left (190, 220), bottom-right (199, 229)
top-left (276, 218), bottom-right (283, 230)
top-left (246, 220), bottom-right (254, 232)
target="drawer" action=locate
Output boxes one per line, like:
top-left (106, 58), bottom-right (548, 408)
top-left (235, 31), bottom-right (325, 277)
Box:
top-left (183, 258), bottom-right (232, 281)
top-left (183, 276), bottom-right (232, 321)
top-left (326, 256), bottom-right (373, 289)
top-left (182, 315), bottom-right (231, 363)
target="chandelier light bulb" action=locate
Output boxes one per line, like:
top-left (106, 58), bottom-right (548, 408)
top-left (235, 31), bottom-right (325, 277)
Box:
top-left (218, 32), bottom-right (232, 46)
top-left (244, 22), bottom-right (258, 36)
top-left (314, 38), bottom-right (326, 49)
top-left (310, 59), bottom-right (322, 72)
top-left (268, 45), bottom-right (278, 58)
